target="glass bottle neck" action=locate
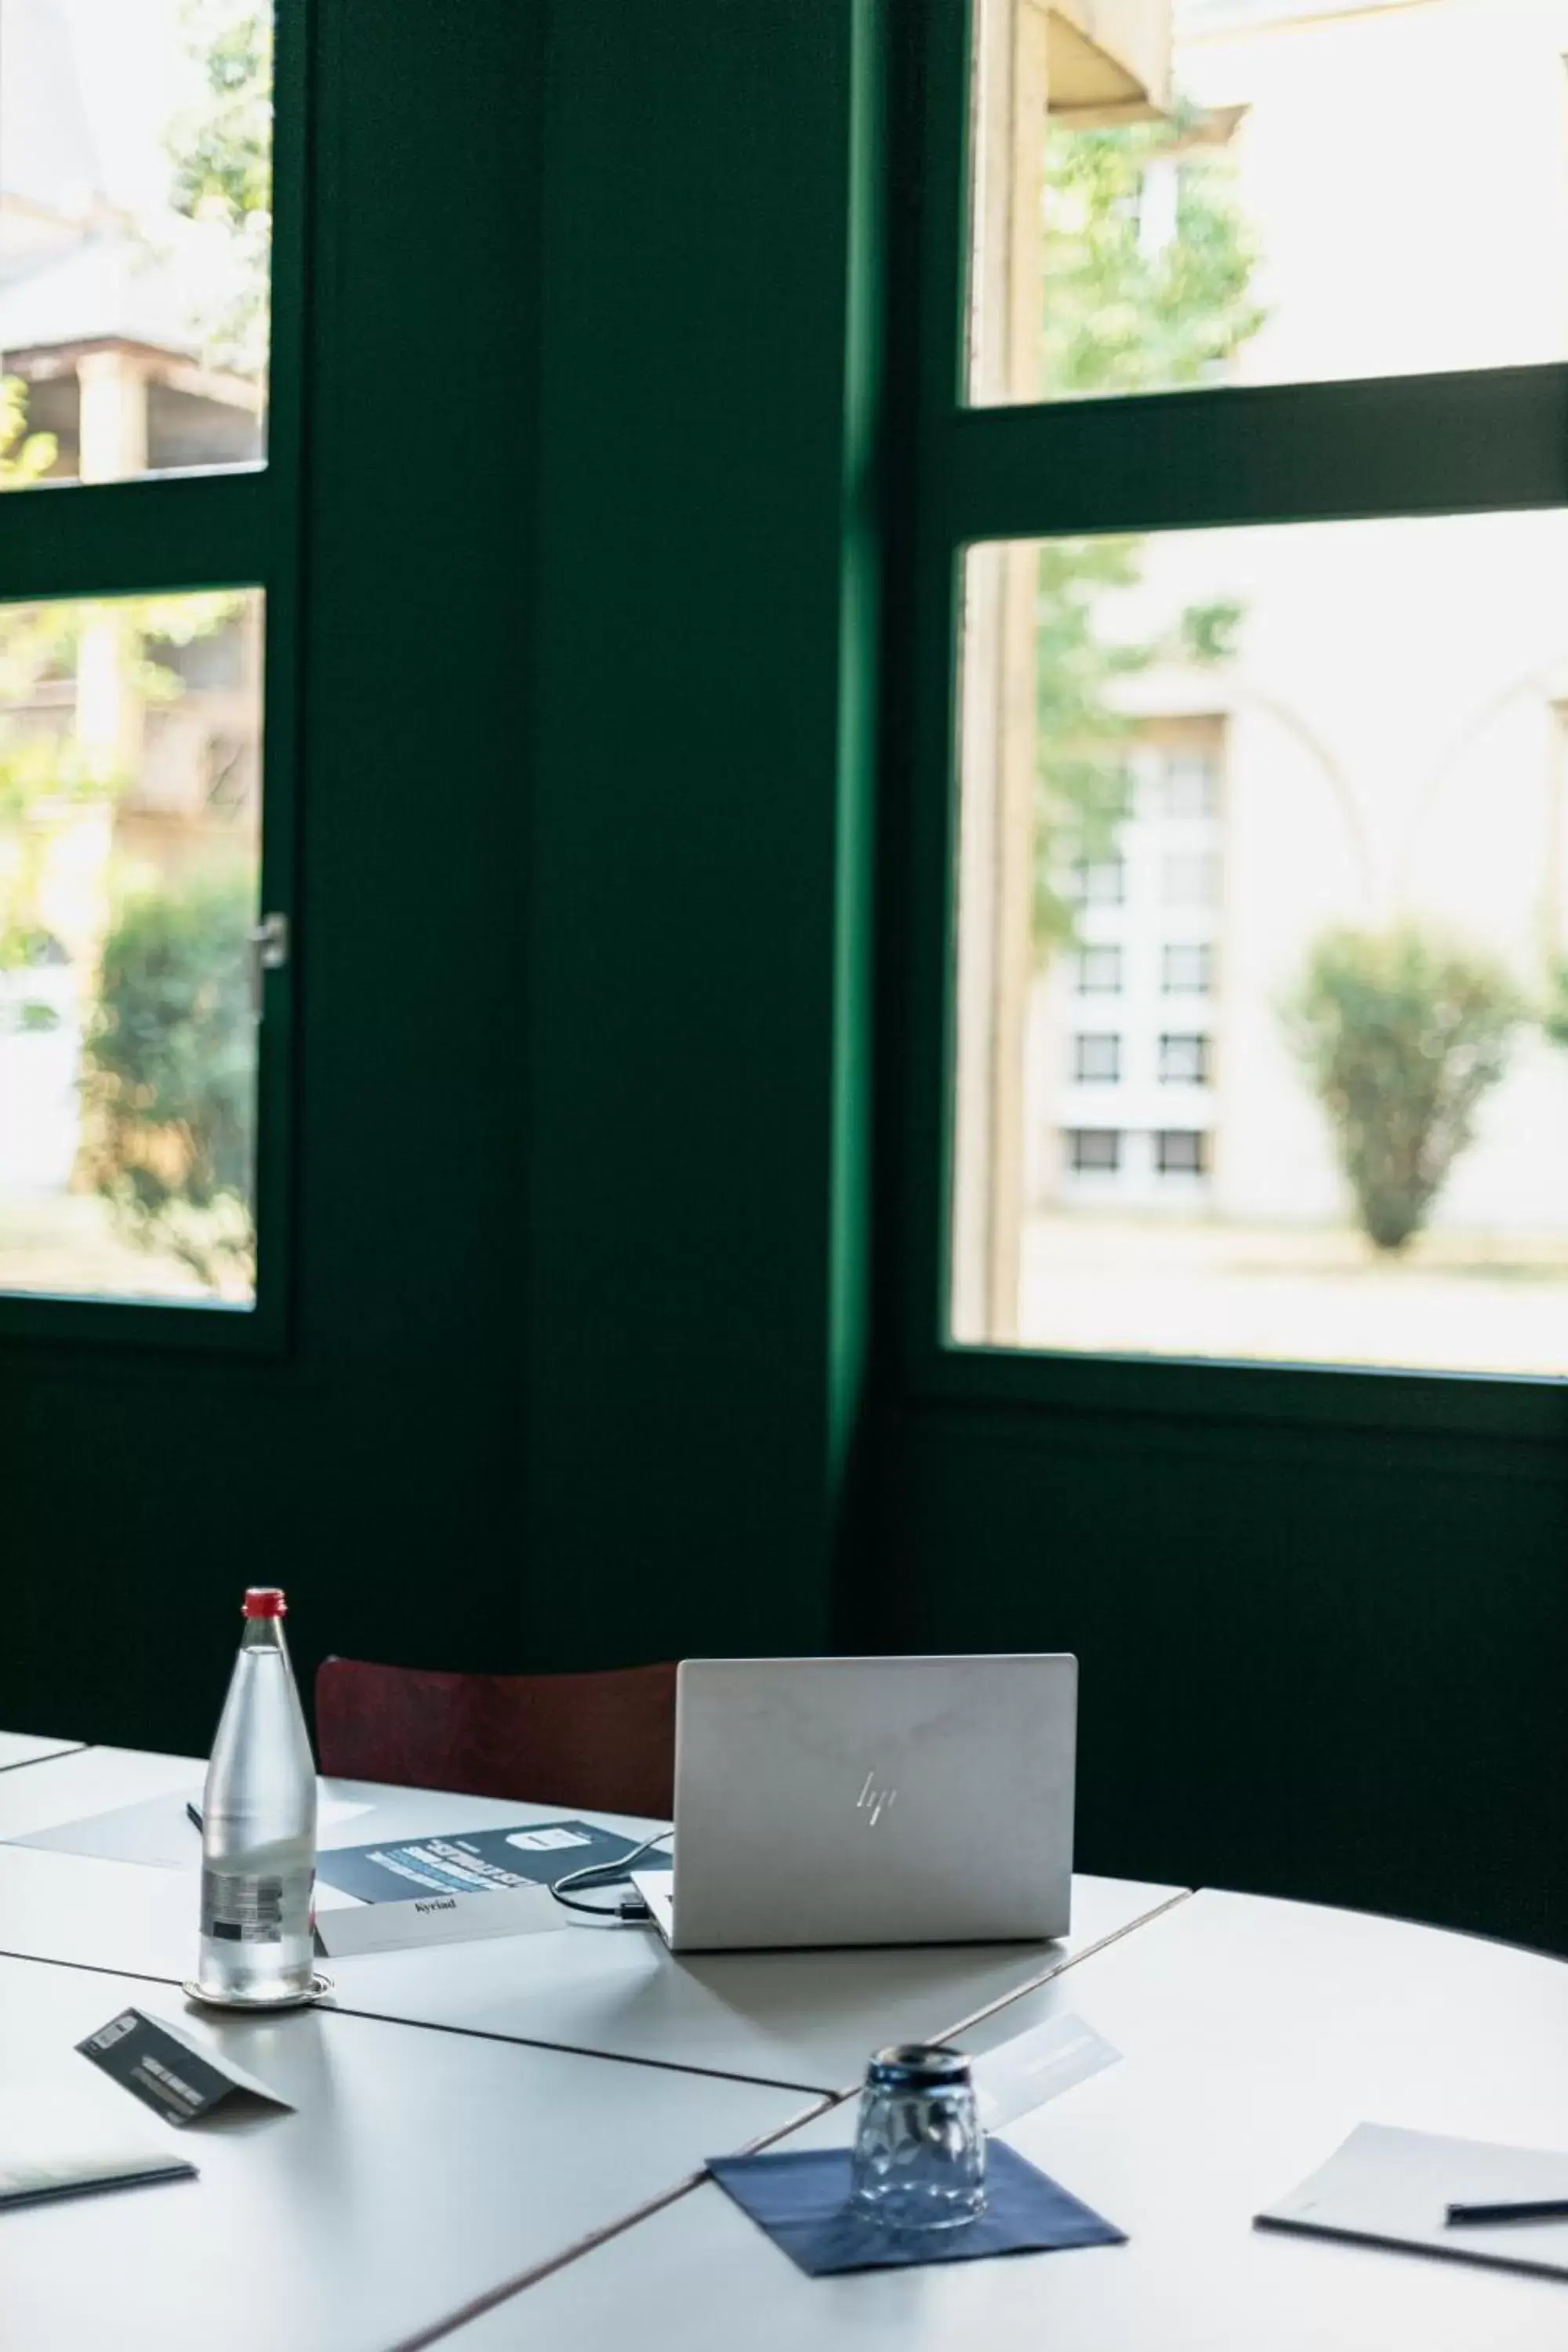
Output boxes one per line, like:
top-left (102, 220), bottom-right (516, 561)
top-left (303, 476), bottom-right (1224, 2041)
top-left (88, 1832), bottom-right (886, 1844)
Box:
top-left (241, 1616), bottom-right (289, 1655)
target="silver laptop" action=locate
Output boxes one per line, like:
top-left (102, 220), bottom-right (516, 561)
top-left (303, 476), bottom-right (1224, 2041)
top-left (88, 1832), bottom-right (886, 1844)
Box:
top-left (633, 1654), bottom-right (1076, 1953)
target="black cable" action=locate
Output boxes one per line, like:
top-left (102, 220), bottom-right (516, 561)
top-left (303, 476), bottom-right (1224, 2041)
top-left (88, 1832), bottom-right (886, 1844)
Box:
top-left (548, 1829), bottom-right (673, 1922)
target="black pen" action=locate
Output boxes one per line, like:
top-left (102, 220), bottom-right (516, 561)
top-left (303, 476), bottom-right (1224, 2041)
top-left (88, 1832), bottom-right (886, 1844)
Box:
top-left (1446, 2199), bottom-right (1568, 2227)
top-left (186, 1801), bottom-right (203, 1832)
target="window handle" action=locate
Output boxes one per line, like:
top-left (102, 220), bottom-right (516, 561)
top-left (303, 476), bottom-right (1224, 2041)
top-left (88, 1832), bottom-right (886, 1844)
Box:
top-left (249, 913), bottom-right (290, 1018)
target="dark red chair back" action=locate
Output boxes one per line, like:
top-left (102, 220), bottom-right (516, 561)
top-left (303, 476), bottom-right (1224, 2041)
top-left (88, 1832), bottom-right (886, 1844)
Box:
top-left (314, 1658), bottom-right (677, 1820)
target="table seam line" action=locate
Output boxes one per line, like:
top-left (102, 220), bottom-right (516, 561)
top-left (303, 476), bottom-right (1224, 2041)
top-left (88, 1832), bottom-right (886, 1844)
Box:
top-left (0, 1889), bottom-right (1196, 2097)
top-left (909, 1886), bottom-right (1195, 2087)
top-left (311, 1994), bottom-right (845, 2095)
top-left (0, 1944), bottom-right (184, 1991)
top-left (314, 1896), bottom-right (1196, 2102)
top-left (0, 1940), bottom-right (844, 2097)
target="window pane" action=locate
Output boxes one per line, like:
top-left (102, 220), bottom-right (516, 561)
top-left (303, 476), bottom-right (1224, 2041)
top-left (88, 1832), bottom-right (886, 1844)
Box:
top-left (0, 1), bottom-right (271, 484)
top-left (1073, 855), bottom-right (1125, 904)
top-left (1073, 1030), bottom-right (1121, 1081)
top-left (0, 588), bottom-right (263, 1305)
top-left (1160, 849), bottom-right (1220, 906)
top-left (1068, 1127), bottom-right (1122, 1173)
top-left (1076, 944), bottom-right (1123, 992)
top-left (967, 0), bottom-right (1568, 405)
top-left (1156, 1128), bottom-right (1210, 1175)
top-left (953, 514), bottom-right (1568, 1376)
top-left (1162, 942), bottom-right (1213, 993)
top-left (1160, 750), bottom-right (1220, 819)
top-left (1160, 1033), bottom-right (1212, 1083)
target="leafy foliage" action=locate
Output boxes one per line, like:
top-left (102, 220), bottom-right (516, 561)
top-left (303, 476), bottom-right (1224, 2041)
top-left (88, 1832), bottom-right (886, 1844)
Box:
top-left (0, 376), bottom-right (56, 492)
top-left (165, 2), bottom-right (273, 377)
top-left (1032, 534), bottom-right (1148, 954)
top-left (1285, 926), bottom-right (1521, 1253)
top-left (0, 391), bottom-right (104, 980)
top-left (0, 586), bottom-right (239, 987)
top-left (168, 2), bottom-right (273, 222)
top-left (80, 873), bottom-right (257, 1295)
top-left (1030, 114), bottom-right (1265, 955)
top-left (1039, 111), bottom-right (1266, 397)
top-left (1541, 962), bottom-right (1568, 1051)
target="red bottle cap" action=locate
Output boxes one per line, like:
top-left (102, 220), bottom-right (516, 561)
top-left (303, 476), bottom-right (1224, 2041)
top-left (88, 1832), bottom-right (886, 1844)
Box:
top-left (242, 1588), bottom-right (288, 1618)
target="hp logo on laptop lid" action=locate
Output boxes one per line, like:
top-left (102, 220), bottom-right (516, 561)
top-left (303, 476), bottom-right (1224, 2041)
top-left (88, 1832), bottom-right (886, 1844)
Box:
top-left (855, 1772), bottom-right (898, 1828)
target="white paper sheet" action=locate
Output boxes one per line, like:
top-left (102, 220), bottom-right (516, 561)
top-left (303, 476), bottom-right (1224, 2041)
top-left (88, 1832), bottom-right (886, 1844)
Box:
top-left (1259, 2122), bottom-right (1568, 2282)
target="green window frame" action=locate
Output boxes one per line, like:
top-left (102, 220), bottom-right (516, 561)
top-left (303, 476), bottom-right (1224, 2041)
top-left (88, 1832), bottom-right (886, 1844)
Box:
top-left (0, 0), bottom-right (307, 1356)
top-left (890, 0), bottom-right (1568, 1444)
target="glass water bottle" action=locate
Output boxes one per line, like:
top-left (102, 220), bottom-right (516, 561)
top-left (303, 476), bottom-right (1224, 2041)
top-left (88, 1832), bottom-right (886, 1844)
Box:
top-left (195, 1587), bottom-right (318, 2005)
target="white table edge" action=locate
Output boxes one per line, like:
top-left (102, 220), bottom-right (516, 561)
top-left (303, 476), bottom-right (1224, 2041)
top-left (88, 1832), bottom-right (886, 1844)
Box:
top-left (0, 1738), bottom-right (87, 1776)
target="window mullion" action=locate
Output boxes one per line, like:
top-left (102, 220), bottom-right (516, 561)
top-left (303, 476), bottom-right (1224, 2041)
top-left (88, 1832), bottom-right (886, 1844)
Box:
top-left (0, 473), bottom-right (276, 605)
top-left (942, 364), bottom-right (1568, 546)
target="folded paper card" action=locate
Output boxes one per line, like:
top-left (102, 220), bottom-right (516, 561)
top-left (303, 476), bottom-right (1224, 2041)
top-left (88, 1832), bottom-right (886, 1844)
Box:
top-left (973, 2013), bottom-right (1121, 2132)
top-left (313, 1879), bottom-right (566, 1960)
top-left (1258, 2122), bottom-right (1568, 2283)
top-left (706, 2142), bottom-right (1126, 2278)
top-left (78, 2008), bottom-right (293, 2129)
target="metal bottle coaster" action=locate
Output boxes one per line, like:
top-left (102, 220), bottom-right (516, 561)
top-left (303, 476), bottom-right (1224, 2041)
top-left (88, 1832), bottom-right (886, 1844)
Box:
top-left (182, 1972), bottom-right (334, 2012)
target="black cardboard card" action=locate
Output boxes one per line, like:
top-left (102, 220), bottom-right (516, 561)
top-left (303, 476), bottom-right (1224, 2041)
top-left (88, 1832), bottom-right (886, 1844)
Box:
top-left (78, 2009), bottom-right (294, 2129)
top-left (0, 2084), bottom-right (196, 2207)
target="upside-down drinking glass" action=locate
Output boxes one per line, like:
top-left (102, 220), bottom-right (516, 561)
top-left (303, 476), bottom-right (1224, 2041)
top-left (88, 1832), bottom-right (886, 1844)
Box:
top-left (847, 2044), bottom-right (987, 2231)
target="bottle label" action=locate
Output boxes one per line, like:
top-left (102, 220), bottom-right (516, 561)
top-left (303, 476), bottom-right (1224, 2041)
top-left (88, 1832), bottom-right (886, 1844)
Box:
top-left (201, 1866), bottom-right (314, 1944)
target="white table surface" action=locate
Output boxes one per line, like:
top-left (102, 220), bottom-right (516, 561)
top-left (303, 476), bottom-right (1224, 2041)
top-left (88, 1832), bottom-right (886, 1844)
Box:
top-left (321, 1869), bottom-right (1183, 2092)
top-left (0, 1744), bottom-right (207, 1839)
top-left (0, 1747), bottom-right (1185, 2094)
top-left (0, 1948), bottom-right (819, 2352)
top-left (452, 1888), bottom-right (1568, 2351)
top-left (0, 1731), bottom-right (82, 1773)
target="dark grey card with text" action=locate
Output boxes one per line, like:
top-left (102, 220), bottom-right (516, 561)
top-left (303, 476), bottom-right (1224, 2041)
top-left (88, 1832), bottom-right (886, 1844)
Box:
top-left (78, 2009), bottom-right (293, 2129)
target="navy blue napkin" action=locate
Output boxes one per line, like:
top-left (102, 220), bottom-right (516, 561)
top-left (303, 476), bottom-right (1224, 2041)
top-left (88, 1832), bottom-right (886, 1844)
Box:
top-left (706, 2140), bottom-right (1126, 2277)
